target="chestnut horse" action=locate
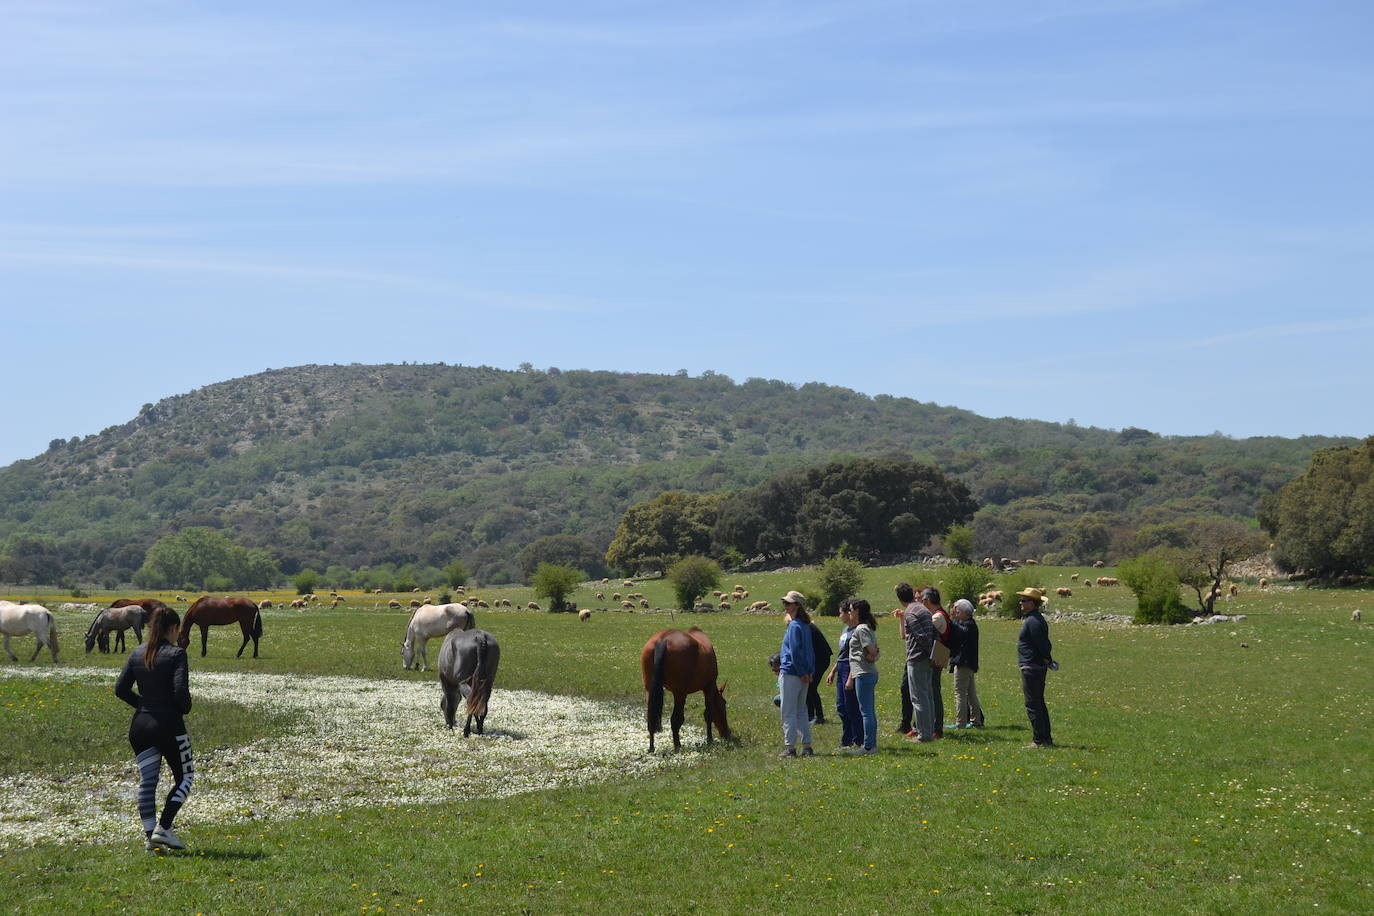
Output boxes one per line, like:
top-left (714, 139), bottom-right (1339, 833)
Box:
top-left (640, 627), bottom-right (731, 753)
top-left (178, 596), bottom-right (262, 658)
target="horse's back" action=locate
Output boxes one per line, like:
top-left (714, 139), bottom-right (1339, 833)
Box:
top-left (439, 626), bottom-right (498, 682)
top-left (642, 628), bottom-right (716, 693)
top-left (1, 603), bottom-right (51, 633)
top-left (187, 595), bottom-right (258, 619)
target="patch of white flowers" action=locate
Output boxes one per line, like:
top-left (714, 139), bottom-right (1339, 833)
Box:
top-left (0, 667), bottom-right (705, 849)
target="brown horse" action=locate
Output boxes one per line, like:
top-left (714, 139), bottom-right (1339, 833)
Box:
top-left (178, 596), bottom-right (263, 658)
top-left (640, 627), bottom-right (731, 753)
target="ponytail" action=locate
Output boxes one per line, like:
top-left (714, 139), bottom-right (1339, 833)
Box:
top-left (144, 607), bottom-right (182, 668)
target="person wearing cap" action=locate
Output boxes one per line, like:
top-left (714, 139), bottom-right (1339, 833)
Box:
top-left (1015, 588), bottom-right (1055, 748)
top-left (777, 590), bottom-right (816, 758)
top-left (949, 598), bottom-right (984, 729)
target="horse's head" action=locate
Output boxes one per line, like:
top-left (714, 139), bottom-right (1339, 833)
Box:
top-left (711, 682), bottom-right (732, 740)
top-left (401, 640), bottom-right (414, 669)
top-left (84, 620), bottom-right (99, 654)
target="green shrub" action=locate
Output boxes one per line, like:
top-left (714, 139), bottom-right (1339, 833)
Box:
top-left (818, 554), bottom-right (865, 616)
top-left (667, 555), bottom-right (721, 610)
top-left (293, 569), bottom-right (319, 595)
top-left (531, 563), bottom-right (584, 612)
top-left (942, 525), bottom-right (975, 564)
top-left (998, 569), bottom-right (1045, 618)
top-left (444, 560), bottom-right (469, 589)
top-left (939, 563), bottom-right (987, 607)
top-left (1118, 551), bottom-right (1191, 624)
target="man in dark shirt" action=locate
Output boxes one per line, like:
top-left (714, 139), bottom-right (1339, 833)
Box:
top-left (1015, 588), bottom-right (1055, 748)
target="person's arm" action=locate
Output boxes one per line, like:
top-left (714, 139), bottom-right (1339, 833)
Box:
top-left (172, 650), bottom-right (192, 714)
top-left (114, 655), bottom-right (140, 709)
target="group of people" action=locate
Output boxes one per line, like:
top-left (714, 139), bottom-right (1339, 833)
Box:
top-left (774, 582), bottom-right (1056, 756)
top-left (112, 582), bottom-right (1053, 853)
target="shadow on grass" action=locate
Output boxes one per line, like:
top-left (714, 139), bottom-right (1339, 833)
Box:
top-left (154, 849), bottom-right (270, 861)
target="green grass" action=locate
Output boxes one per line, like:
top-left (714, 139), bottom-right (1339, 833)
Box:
top-left (2, 571), bottom-right (1371, 914)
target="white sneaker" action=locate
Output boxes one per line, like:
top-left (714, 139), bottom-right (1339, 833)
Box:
top-left (150, 825), bottom-right (186, 850)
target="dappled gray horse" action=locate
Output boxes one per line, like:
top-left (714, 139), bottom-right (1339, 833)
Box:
top-left (437, 628), bottom-right (500, 737)
top-left (84, 605), bottom-right (146, 654)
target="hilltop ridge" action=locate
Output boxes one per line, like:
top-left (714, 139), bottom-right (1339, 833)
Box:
top-left (0, 364), bottom-right (1350, 585)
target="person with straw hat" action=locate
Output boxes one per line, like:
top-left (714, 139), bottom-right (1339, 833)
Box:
top-left (1015, 588), bottom-right (1056, 748)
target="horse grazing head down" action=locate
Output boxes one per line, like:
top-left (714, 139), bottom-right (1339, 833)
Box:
top-left (640, 627), bottom-right (731, 753)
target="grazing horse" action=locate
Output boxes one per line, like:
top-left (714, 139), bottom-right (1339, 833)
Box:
top-left (438, 628), bottom-right (500, 736)
top-left (178, 596), bottom-right (262, 658)
top-left (1, 602), bottom-right (60, 663)
top-left (640, 627), bottom-right (730, 753)
top-left (401, 603), bottom-right (474, 672)
top-left (85, 604), bottom-right (148, 654)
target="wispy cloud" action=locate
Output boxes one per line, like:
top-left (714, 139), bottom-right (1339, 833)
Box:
top-left (1170, 316), bottom-right (1374, 350)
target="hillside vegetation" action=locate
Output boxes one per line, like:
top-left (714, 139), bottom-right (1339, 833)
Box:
top-left (0, 363), bottom-right (1352, 586)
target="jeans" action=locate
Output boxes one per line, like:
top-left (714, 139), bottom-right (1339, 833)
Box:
top-left (853, 671), bottom-right (879, 751)
top-left (834, 663), bottom-right (861, 746)
top-left (898, 667), bottom-right (912, 733)
top-left (905, 658), bottom-right (934, 740)
top-left (930, 664), bottom-right (945, 731)
top-left (1021, 667), bottom-right (1052, 745)
top-left (780, 674), bottom-right (812, 749)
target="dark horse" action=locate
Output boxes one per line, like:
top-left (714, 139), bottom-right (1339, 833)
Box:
top-left (640, 627), bottom-right (731, 753)
top-left (438, 628), bottom-right (500, 737)
top-left (178, 596), bottom-right (263, 658)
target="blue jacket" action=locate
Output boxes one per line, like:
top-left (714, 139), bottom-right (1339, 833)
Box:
top-left (780, 618), bottom-right (816, 677)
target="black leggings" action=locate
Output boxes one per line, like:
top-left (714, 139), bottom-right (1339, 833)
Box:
top-left (129, 714), bottom-right (194, 833)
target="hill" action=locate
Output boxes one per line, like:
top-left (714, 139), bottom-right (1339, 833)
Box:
top-left (0, 364), bottom-right (1353, 586)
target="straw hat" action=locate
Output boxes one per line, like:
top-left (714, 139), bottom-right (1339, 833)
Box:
top-left (1016, 587), bottom-right (1046, 604)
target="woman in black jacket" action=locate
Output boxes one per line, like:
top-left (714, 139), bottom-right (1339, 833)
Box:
top-left (114, 606), bottom-right (195, 851)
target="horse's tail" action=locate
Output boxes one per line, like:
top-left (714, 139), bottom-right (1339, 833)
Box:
top-left (253, 604), bottom-right (263, 638)
top-left (647, 637), bottom-right (667, 738)
top-left (47, 613), bottom-right (59, 660)
top-left (466, 633), bottom-right (491, 720)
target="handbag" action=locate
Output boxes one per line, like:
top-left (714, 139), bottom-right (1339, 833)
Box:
top-left (931, 639), bottom-right (950, 669)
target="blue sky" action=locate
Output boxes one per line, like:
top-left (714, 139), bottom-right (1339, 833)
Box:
top-left (3, 0), bottom-right (1372, 468)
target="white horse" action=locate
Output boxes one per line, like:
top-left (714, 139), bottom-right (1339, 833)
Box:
top-left (401, 603), bottom-right (474, 672)
top-left (1, 602), bottom-right (60, 663)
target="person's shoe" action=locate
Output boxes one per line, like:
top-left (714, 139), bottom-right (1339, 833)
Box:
top-left (1024, 742), bottom-right (1054, 749)
top-left (860, 746), bottom-right (877, 755)
top-left (800, 746), bottom-right (815, 757)
top-left (971, 722), bottom-right (985, 729)
top-left (813, 716), bottom-right (827, 725)
top-left (145, 834), bottom-right (158, 853)
top-left (932, 731), bottom-right (943, 739)
top-left (778, 747), bottom-right (797, 758)
top-left (904, 729), bottom-right (918, 739)
top-left (150, 825), bottom-right (186, 850)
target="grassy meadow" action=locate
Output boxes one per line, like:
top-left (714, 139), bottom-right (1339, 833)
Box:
top-left (1, 567), bottom-right (1371, 914)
